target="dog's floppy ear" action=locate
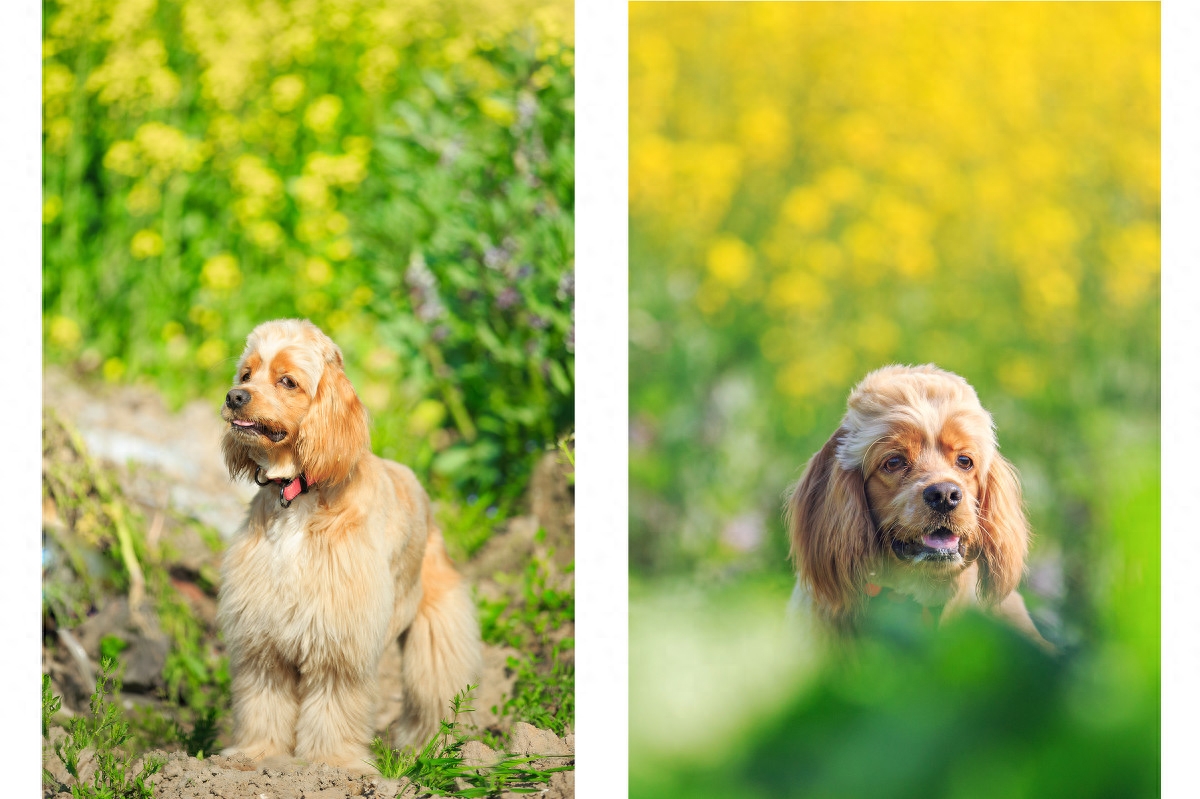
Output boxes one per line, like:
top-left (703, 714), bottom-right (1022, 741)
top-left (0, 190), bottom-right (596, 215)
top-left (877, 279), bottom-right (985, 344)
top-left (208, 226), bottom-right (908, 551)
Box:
top-left (786, 428), bottom-right (874, 623)
top-left (976, 453), bottom-right (1029, 604)
top-left (295, 351), bottom-right (370, 486)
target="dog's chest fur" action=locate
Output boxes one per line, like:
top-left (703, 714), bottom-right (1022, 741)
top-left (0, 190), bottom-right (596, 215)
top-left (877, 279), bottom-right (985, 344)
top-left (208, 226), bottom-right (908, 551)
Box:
top-left (219, 493), bottom-right (394, 672)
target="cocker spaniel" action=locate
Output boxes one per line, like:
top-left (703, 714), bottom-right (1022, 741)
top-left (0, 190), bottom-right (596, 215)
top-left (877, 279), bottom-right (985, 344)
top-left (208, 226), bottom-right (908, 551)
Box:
top-left (217, 319), bottom-right (481, 768)
top-left (786, 364), bottom-right (1050, 648)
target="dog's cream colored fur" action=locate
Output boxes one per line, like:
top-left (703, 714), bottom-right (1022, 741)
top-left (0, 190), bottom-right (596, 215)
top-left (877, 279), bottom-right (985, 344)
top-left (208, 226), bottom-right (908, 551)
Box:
top-left (217, 319), bottom-right (481, 768)
top-left (786, 364), bottom-right (1050, 649)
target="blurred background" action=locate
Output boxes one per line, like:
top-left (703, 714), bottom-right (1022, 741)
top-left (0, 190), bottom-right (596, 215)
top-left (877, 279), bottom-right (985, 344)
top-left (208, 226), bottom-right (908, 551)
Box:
top-left (629, 3), bottom-right (1158, 797)
top-left (43, 0), bottom-right (575, 508)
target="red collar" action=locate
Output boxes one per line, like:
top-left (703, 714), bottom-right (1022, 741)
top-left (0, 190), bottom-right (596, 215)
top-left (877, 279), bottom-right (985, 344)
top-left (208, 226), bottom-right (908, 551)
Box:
top-left (254, 468), bottom-right (313, 507)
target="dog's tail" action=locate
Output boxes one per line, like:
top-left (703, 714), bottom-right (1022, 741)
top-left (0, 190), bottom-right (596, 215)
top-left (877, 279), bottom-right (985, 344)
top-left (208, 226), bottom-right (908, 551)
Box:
top-left (395, 528), bottom-right (482, 747)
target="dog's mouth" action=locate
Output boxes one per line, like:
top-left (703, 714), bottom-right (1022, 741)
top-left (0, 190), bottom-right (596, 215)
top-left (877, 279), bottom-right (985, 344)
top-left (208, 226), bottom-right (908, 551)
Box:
top-left (230, 418), bottom-right (287, 443)
top-left (891, 527), bottom-right (963, 564)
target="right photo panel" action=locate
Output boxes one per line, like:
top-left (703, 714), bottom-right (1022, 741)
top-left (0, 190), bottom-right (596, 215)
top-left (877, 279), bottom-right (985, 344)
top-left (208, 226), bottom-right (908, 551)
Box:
top-left (629, 3), bottom-right (1159, 797)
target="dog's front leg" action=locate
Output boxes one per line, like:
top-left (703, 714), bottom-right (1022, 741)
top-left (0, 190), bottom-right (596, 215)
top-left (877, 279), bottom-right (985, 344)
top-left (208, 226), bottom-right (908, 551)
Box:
top-left (224, 652), bottom-right (300, 760)
top-left (293, 668), bottom-right (377, 770)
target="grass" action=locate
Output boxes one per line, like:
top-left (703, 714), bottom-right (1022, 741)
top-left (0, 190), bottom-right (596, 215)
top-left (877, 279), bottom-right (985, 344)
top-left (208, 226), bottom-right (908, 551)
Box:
top-left (370, 686), bottom-right (573, 796)
top-left (479, 548), bottom-right (575, 736)
top-left (44, 658), bottom-right (166, 799)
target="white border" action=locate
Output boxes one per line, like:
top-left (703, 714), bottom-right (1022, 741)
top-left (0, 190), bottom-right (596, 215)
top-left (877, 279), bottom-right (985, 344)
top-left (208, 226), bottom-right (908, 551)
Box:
top-left (1, 0), bottom-right (43, 793)
top-left (1161, 1), bottom-right (1199, 795)
top-left (575, 1), bottom-right (629, 796)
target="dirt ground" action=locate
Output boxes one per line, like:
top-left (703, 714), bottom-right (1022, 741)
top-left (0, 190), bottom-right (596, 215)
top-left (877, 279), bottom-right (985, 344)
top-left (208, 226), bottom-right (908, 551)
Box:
top-left (41, 367), bottom-right (575, 798)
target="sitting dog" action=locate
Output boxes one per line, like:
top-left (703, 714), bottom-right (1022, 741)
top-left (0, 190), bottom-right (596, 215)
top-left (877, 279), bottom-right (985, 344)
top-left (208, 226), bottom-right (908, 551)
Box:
top-left (786, 364), bottom-right (1050, 648)
top-left (217, 318), bottom-right (481, 768)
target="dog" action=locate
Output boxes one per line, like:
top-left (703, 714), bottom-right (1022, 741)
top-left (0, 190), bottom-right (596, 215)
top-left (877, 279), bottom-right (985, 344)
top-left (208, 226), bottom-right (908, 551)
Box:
top-left (216, 319), bottom-right (482, 768)
top-left (785, 364), bottom-right (1050, 649)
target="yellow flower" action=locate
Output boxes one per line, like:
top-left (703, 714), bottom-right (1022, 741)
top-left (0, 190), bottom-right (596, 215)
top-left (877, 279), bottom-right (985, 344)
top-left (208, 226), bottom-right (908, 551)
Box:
top-left (102, 357), bottom-right (126, 384)
top-left (48, 315), bottom-right (81, 350)
top-left (737, 104), bottom-right (790, 165)
top-left (201, 254), bottom-right (242, 291)
top-left (249, 220), bottom-right (284, 252)
top-left (125, 181), bottom-right (161, 216)
top-left (196, 339), bottom-right (228, 370)
top-left (292, 175), bottom-right (330, 211)
top-left (104, 140), bottom-right (142, 177)
top-left (781, 187), bottom-right (829, 234)
top-left (304, 95), bottom-right (343, 135)
top-left (480, 97), bottom-right (516, 127)
top-left (305, 257), bottom-right (333, 286)
top-left (408, 399), bottom-right (447, 436)
top-left (766, 273), bottom-right (827, 313)
top-left (305, 153), bottom-right (367, 189)
top-left (326, 239), bottom-right (353, 261)
top-left (43, 195), bottom-right (63, 225)
top-left (706, 236), bottom-right (753, 288)
top-left (130, 229), bottom-right (164, 259)
top-left (270, 74), bottom-right (306, 113)
top-left (358, 46), bottom-right (400, 94)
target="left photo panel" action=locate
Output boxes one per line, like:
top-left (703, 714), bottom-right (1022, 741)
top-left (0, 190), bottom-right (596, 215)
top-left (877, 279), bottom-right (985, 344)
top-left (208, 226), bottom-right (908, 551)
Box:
top-left (39, 1), bottom-right (576, 796)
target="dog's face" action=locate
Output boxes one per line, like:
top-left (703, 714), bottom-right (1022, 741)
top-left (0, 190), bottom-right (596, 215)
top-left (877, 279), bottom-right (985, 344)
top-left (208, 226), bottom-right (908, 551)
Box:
top-left (221, 319), bottom-right (369, 486)
top-left (788, 364), bottom-right (1029, 622)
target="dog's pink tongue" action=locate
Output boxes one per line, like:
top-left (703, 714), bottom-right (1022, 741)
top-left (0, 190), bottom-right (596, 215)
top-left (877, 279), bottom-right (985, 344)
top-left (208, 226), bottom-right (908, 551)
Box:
top-left (922, 532), bottom-right (959, 550)
top-left (233, 420), bottom-right (255, 427)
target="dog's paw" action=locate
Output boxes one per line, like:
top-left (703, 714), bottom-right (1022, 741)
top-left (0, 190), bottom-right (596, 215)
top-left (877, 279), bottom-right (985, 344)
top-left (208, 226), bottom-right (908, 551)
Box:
top-left (221, 741), bottom-right (292, 761)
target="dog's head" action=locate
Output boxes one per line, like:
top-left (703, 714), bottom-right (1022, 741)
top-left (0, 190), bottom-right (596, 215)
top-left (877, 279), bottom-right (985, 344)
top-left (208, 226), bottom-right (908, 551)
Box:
top-left (786, 364), bottom-right (1029, 623)
top-left (221, 319), bottom-right (369, 487)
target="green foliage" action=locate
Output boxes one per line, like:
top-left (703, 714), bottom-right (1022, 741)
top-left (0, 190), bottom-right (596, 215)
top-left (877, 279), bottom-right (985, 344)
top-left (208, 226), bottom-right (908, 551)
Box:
top-left (440, 492), bottom-right (513, 560)
top-left (500, 639), bottom-right (574, 736)
top-left (371, 686), bottom-right (572, 796)
top-left (480, 552), bottom-right (573, 648)
top-left (42, 0), bottom-right (575, 503)
top-left (43, 674), bottom-right (63, 739)
top-left (172, 706), bottom-right (220, 759)
top-left (48, 659), bottom-right (166, 799)
top-left (479, 552), bottom-right (575, 734)
top-left (632, 609), bottom-right (1157, 799)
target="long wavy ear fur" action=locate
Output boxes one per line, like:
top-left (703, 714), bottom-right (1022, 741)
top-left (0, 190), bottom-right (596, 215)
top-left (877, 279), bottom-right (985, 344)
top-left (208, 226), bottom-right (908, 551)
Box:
top-left (976, 453), bottom-right (1029, 604)
top-left (786, 428), bottom-right (874, 625)
top-left (295, 352), bottom-right (370, 486)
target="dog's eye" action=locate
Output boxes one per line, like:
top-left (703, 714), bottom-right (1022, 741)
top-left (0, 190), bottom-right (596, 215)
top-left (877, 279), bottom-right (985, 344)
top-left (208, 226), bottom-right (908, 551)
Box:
top-left (279, 375), bottom-right (297, 390)
top-left (240, 371), bottom-right (250, 382)
top-left (883, 455), bottom-right (907, 472)
top-left (956, 455), bottom-right (974, 470)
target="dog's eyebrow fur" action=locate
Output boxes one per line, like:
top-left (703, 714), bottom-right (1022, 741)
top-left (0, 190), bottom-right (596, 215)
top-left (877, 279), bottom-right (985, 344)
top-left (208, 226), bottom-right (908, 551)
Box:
top-left (836, 364), bottom-right (996, 471)
top-left (240, 320), bottom-right (334, 398)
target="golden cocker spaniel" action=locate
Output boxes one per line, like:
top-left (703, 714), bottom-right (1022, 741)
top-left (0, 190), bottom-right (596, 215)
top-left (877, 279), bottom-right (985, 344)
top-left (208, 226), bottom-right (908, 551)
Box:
top-left (217, 319), bottom-right (481, 768)
top-left (786, 364), bottom-right (1050, 648)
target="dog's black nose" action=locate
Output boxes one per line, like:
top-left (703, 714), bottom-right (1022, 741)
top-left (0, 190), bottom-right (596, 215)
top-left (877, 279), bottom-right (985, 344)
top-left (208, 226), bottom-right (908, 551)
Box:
top-left (923, 482), bottom-right (962, 512)
top-left (226, 388), bottom-right (251, 409)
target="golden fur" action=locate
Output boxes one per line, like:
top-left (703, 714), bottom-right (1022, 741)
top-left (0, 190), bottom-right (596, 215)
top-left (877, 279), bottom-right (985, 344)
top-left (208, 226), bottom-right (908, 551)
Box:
top-left (217, 319), bottom-right (481, 768)
top-left (786, 364), bottom-right (1050, 648)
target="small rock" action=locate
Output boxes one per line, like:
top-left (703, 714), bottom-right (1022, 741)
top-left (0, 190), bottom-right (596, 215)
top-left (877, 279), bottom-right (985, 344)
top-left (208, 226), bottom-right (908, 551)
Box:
top-left (508, 722), bottom-right (568, 757)
top-left (459, 739), bottom-right (499, 767)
